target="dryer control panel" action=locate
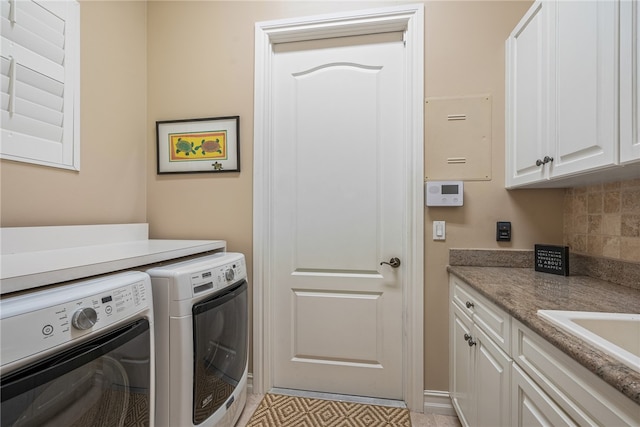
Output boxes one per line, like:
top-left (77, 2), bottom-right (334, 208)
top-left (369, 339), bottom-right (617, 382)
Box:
top-left (147, 252), bottom-right (247, 303)
top-left (0, 272), bottom-right (151, 369)
top-left (190, 256), bottom-right (247, 296)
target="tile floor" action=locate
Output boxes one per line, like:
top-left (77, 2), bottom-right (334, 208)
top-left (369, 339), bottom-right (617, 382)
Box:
top-left (235, 393), bottom-right (462, 427)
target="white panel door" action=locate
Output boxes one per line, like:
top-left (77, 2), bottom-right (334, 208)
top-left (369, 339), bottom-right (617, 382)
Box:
top-left (271, 33), bottom-right (405, 399)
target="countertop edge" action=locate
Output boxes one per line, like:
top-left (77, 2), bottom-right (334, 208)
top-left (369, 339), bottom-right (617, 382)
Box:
top-left (1, 240), bottom-right (226, 295)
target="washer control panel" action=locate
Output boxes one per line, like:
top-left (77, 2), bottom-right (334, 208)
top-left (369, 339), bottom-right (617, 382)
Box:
top-left (0, 272), bottom-right (151, 368)
top-left (190, 256), bottom-right (246, 296)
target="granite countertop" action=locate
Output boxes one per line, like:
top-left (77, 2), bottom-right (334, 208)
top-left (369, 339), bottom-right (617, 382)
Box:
top-left (447, 265), bottom-right (640, 406)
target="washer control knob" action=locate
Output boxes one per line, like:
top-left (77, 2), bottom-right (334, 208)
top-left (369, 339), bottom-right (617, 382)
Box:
top-left (72, 307), bottom-right (98, 330)
top-left (225, 268), bottom-right (235, 282)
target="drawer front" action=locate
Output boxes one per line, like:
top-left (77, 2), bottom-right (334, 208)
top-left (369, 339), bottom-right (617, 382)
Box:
top-left (451, 276), bottom-right (511, 352)
top-left (451, 276), bottom-right (476, 318)
top-left (512, 319), bottom-right (638, 426)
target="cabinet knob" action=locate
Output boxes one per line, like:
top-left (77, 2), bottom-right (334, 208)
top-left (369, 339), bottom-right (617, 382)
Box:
top-left (543, 156), bottom-right (554, 164)
top-left (536, 156), bottom-right (554, 167)
top-left (465, 301), bottom-right (474, 309)
top-left (468, 338), bottom-right (477, 347)
top-left (464, 333), bottom-right (472, 342)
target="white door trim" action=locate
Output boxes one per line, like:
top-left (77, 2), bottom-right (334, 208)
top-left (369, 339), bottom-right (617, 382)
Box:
top-left (253, 4), bottom-right (424, 411)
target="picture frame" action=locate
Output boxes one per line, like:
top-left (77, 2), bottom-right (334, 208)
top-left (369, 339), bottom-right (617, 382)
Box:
top-left (156, 116), bottom-right (240, 174)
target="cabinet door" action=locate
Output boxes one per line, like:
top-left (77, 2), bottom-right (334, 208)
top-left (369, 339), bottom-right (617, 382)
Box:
top-left (512, 364), bottom-right (578, 427)
top-left (506, 1), bottom-right (549, 188)
top-left (548, 0), bottom-right (618, 177)
top-left (475, 327), bottom-right (511, 427)
top-left (450, 304), bottom-right (474, 427)
top-left (620, 0), bottom-right (640, 163)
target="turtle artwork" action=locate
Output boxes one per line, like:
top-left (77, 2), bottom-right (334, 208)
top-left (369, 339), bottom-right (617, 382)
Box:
top-left (175, 137), bottom-right (197, 156)
top-left (199, 138), bottom-right (222, 155)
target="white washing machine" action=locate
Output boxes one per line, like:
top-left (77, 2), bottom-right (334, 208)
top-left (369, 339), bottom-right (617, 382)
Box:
top-left (0, 271), bottom-right (155, 427)
top-left (146, 252), bottom-right (248, 427)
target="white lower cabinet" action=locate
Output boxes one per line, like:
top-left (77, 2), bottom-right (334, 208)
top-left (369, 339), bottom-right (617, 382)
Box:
top-left (474, 326), bottom-right (511, 426)
top-left (512, 318), bottom-right (639, 426)
top-left (450, 275), bottom-right (639, 426)
top-left (450, 305), bottom-right (474, 426)
top-left (450, 277), bottom-right (511, 427)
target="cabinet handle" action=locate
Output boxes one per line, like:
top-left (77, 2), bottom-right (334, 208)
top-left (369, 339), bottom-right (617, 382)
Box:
top-left (464, 333), bottom-right (472, 341)
top-left (536, 156), bottom-right (554, 167)
top-left (465, 301), bottom-right (474, 309)
top-left (468, 339), bottom-right (477, 347)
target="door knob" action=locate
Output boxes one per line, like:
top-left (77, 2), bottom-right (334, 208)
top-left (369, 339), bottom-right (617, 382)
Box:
top-left (380, 257), bottom-right (401, 268)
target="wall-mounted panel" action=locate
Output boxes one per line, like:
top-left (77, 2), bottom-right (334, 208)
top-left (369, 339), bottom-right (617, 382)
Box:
top-left (425, 95), bottom-right (492, 181)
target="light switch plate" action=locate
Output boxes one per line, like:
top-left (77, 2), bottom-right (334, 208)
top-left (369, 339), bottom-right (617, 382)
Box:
top-left (433, 221), bottom-right (446, 240)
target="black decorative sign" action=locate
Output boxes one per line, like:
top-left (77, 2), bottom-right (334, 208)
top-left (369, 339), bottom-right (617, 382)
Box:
top-left (534, 244), bottom-right (570, 276)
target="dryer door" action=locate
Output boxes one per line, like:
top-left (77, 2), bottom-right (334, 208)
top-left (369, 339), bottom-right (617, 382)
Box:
top-left (192, 280), bottom-right (248, 425)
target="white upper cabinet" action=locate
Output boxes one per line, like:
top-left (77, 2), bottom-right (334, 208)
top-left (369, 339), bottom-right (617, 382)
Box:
top-left (506, 0), bottom-right (639, 188)
top-left (620, 0), bottom-right (640, 163)
top-left (549, 0), bottom-right (617, 177)
top-left (506, 1), bottom-right (548, 187)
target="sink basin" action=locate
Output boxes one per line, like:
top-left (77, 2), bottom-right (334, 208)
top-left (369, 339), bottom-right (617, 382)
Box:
top-left (537, 310), bottom-right (640, 373)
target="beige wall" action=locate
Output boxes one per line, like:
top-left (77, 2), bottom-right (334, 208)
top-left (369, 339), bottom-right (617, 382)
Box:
top-left (0, 1), bottom-right (148, 226)
top-left (422, 0), bottom-right (565, 390)
top-left (1, 0), bottom-right (569, 394)
top-left (146, 0), bottom-right (566, 393)
top-left (564, 179), bottom-right (640, 263)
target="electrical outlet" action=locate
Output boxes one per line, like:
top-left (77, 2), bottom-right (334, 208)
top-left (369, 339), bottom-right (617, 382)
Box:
top-left (497, 221), bottom-right (511, 241)
top-left (433, 221), bottom-right (446, 240)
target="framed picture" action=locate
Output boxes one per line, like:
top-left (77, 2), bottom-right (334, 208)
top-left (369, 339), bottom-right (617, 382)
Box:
top-left (156, 116), bottom-right (240, 174)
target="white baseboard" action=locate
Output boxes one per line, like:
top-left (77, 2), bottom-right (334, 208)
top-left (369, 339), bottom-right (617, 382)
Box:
top-left (423, 390), bottom-right (456, 416)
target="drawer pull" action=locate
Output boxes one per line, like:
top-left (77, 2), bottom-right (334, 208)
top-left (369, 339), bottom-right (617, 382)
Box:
top-left (468, 338), bottom-right (477, 347)
top-left (464, 333), bottom-right (472, 341)
top-left (465, 301), bottom-right (475, 309)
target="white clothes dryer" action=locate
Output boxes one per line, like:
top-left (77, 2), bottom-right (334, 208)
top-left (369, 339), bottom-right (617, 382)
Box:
top-left (146, 252), bottom-right (248, 427)
top-left (0, 271), bottom-right (155, 427)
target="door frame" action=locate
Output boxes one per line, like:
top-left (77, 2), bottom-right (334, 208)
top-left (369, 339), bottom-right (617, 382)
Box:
top-left (252, 4), bottom-right (424, 411)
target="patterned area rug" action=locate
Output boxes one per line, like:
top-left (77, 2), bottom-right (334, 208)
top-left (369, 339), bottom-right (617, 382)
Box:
top-left (246, 393), bottom-right (411, 427)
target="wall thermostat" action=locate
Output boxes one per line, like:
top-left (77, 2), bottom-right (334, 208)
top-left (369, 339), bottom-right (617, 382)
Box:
top-left (426, 181), bottom-right (464, 206)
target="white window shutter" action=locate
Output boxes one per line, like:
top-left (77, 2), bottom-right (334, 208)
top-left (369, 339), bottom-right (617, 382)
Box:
top-left (0, 0), bottom-right (80, 170)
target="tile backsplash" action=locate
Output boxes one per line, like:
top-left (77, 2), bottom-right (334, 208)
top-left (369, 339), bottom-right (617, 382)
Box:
top-left (564, 178), bottom-right (640, 263)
